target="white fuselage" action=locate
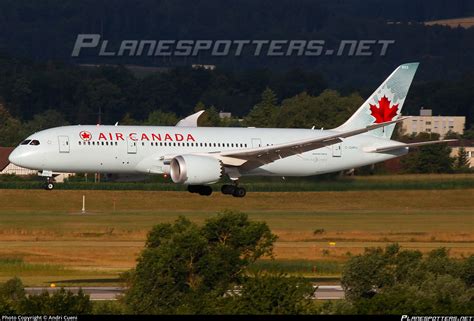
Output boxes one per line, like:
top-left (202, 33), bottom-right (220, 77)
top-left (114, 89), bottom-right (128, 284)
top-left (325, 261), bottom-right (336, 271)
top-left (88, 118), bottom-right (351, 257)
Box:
top-left (9, 125), bottom-right (407, 178)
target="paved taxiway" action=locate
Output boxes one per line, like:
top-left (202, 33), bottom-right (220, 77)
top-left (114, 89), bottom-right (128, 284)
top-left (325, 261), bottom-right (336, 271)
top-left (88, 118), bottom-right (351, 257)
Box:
top-left (26, 285), bottom-right (344, 300)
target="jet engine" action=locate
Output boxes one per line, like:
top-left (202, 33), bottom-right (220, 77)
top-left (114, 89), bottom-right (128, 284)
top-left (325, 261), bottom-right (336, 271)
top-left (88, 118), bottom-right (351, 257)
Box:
top-left (170, 155), bottom-right (224, 185)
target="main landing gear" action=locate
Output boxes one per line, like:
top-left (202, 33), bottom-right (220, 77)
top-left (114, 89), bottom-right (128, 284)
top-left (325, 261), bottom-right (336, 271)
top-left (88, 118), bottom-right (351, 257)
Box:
top-left (187, 183), bottom-right (247, 198)
top-left (221, 184), bottom-right (246, 198)
top-left (187, 185), bottom-right (213, 196)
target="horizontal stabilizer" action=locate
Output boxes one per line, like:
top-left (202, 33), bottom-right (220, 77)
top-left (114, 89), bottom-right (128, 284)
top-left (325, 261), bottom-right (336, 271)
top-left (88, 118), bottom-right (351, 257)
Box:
top-left (364, 139), bottom-right (457, 153)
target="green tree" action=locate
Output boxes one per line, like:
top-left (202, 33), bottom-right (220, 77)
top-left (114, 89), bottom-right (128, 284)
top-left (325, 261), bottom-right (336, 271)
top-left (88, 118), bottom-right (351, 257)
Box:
top-left (120, 113), bottom-right (142, 125)
top-left (145, 110), bottom-right (178, 126)
top-left (245, 87), bottom-right (279, 128)
top-left (276, 90), bottom-right (363, 129)
top-left (340, 244), bottom-right (473, 315)
top-left (0, 102), bottom-right (25, 146)
top-left (354, 275), bottom-right (473, 315)
top-left (25, 109), bottom-right (69, 134)
top-left (462, 126), bottom-right (474, 140)
top-left (228, 273), bottom-right (315, 315)
top-left (0, 277), bottom-right (25, 313)
top-left (18, 288), bottom-right (92, 314)
top-left (455, 147), bottom-right (471, 172)
top-left (125, 211), bottom-right (278, 314)
top-left (401, 133), bottom-right (454, 173)
top-left (444, 130), bottom-right (461, 139)
top-left (195, 102), bottom-right (221, 127)
top-left (462, 255), bottom-right (474, 287)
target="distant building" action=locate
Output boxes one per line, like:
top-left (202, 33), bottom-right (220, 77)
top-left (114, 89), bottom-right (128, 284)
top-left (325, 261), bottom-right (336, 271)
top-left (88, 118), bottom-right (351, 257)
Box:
top-left (400, 108), bottom-right (465, 138)
top-left (219, 111), bottom-right (232, 119)
top-left (191, 64), bottom-right (216, 71)
top-left (450, 147), bottom-right (474, 167)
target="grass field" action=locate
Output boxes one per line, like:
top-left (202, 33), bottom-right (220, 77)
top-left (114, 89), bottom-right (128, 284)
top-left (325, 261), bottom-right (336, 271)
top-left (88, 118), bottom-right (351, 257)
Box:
top-left (0, 183), bottom-right (473, 286)
top-left (2, 173), bottom-right (474, 192)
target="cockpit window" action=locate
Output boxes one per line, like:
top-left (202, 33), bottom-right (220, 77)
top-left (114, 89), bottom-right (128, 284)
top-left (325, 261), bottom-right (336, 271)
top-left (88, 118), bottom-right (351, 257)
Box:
top-left (29, 140), bottom-right (40, 146)
top-left (20, 140), bottom-right (31, 145)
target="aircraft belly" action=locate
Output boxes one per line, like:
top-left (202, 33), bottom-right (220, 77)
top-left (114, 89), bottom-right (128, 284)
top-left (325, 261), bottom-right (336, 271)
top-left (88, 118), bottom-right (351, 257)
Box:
top-left (45, 150), bottom-right (140, 174)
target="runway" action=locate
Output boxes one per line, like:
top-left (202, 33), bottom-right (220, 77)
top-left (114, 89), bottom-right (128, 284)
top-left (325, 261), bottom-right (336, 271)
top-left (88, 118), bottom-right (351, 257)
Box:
top-left (25, 285), bottom-right (345, 300)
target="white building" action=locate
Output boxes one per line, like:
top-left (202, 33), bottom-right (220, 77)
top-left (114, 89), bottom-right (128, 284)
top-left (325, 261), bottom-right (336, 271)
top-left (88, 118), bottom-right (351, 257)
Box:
top-left (400, 108), bottom-right (465, 138)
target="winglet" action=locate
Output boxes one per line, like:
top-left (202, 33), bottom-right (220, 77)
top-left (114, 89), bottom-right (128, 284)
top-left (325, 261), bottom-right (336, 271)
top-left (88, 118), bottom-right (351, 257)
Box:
top-left (176, 110), bottom-right (205, 127)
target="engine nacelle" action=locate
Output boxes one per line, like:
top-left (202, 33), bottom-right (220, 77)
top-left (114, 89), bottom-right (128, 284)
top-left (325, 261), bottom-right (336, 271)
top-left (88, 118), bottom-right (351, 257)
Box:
top-left (170, 155), bottom-right (224, 185)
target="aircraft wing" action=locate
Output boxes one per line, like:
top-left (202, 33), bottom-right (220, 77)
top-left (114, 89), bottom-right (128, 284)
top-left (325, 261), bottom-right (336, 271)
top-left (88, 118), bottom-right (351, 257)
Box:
top-left (363, 139), bottom-right (457, 153)
top-left (213, 117), bottom-right (407, 169)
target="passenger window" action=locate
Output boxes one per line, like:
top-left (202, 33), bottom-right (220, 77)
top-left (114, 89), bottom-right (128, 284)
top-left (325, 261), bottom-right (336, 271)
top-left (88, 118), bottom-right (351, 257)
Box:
top-left (115, 142), bottom-right (118, 146)
top-left (78, 141), bottom-right (81, 145)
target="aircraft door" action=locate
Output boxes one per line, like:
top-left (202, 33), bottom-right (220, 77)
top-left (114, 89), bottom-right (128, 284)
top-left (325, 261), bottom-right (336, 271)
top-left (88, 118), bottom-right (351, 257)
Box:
top-left (58, 136), bottom-right (70, 153)
top-left (127, 138), bottom-right (137, 154)
top-left (251, 138), bottom-right (262, 148)
top-left (332, 143), bottom-right (342, 157)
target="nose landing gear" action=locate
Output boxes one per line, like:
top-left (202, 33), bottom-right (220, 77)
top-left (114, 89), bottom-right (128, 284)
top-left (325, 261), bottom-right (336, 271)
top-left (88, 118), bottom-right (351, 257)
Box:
top-left (43, 177), bottom-right (55, 191)
top-left (39, 170), bottom-right (55, 191)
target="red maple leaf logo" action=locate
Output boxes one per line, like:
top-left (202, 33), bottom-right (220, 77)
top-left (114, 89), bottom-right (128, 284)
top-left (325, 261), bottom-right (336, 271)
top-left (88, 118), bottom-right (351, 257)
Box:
top-left (80, 131), bottom-right (92, 141)
top-left (369, 96), bottom-right (399, 123)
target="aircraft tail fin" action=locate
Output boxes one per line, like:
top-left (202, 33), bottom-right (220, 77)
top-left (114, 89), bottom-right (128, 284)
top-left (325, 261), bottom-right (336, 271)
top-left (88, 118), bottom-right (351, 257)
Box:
top-left (335, 62), bottom-right (419, 139)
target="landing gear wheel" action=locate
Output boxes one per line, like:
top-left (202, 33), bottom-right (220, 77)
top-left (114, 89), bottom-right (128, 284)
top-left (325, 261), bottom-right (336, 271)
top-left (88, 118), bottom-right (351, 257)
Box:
top-left (44, 182), bottom-right (54, 191)
top-left (188, 185), bottom-right (213, 196)
top-left (221, 184), bottom-right (235, 195)
top-left (232, 187), bottom-right (246, 198)
top-left (198, 186), bottom-right (213, 196)
top-left (188, 185), bottom-right (199, 193)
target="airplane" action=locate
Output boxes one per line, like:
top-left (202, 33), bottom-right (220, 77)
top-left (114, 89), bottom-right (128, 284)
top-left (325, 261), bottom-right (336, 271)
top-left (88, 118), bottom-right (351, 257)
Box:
top-left (8, 62), bottom-right (455, 197)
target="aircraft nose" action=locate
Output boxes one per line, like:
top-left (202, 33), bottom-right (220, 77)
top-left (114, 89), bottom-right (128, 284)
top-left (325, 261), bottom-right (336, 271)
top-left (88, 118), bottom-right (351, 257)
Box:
top-left (8, 148), bottom-right (21, 165)
top-left (8, 147), bottom-right (34, 168)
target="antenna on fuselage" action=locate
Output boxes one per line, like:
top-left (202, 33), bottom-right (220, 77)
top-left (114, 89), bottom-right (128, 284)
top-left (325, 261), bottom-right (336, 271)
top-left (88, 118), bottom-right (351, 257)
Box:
top-left (114, 122), bottom-right (119, 126)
